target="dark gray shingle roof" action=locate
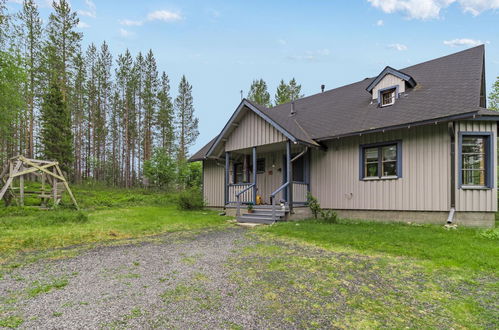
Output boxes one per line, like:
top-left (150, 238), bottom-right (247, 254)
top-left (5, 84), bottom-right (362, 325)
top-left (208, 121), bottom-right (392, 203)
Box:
top-left (191, 45), bottom-right (495, 161)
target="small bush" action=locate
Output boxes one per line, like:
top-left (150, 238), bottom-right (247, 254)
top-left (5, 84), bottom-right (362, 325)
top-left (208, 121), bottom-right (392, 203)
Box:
top-left (307, 192), bottom-right (321, 219)
top-left (320, 209), bottom-right (338, 224)
top-left (176, 188), bottom-right (204, 210)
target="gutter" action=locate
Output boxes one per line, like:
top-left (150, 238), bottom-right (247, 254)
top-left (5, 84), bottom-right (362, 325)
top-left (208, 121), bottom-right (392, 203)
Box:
top-left (315, 111), bottom-right (481, 142)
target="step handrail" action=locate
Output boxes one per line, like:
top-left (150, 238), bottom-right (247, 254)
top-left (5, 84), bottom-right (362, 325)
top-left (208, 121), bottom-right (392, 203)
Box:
top-left (236, 183), bottom-right (255, 216)
top-left (270, 182), bottom-right (289, 222)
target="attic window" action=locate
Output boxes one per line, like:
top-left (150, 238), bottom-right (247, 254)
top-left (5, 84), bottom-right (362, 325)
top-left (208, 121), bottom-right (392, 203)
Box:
top-left (380, 88), bottom-right (396, 107)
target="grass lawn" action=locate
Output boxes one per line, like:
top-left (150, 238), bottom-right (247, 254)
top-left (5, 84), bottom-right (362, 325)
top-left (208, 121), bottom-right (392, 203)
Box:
top-left (241, 219), bottom-right (499, 328)
top-left (0, 185), bottom-right (228, 264)
top-left (259, 220), bottom-right (498, 273)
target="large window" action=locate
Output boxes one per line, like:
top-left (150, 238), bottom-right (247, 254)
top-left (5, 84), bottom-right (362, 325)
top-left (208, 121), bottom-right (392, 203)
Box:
top-left (460, 133), bottom-right (493, 188)
top-left (360, 141), bottom-right (402, 180)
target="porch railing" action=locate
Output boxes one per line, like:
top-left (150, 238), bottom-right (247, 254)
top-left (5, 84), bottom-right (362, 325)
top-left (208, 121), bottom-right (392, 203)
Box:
top-left (292, 182), bottom-right (309, 204)
top-left (234, 183), bottom-right (256, 216)
top-left (270, 182), bottom-right (289, 222)
top-left (228, 183), bottom-right (254, 204)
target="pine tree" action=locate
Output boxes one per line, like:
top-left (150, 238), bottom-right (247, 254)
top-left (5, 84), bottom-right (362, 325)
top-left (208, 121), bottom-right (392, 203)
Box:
top-left (40, 79), bottom-right (74, 174)
top-left (157, 71), bottom-right (174, 156)
top-left (489, 76), bottom-right (499, 111)
top-left (275, 79), bottom-right (291, 105)
top-left (72, 51), bottom-right (86, 182)
top-left (175, 75), bottom-right (198, 161)
top-left (247, 79), bottom-right (271, 107)
top-left (288, 78), bottom-right (304, 101)
top-left (16, 0), bottom-right (43, 157)
top-left (142, 49), bottom-right (159, 164)
top-left (95, 41), bottom-right (112, 179)
top-left (115, 50), bottom-right (134, 187)
top-left (0, 51), bottom-right (26, 164)
top-left (46, 0), bottom-right (82, 101)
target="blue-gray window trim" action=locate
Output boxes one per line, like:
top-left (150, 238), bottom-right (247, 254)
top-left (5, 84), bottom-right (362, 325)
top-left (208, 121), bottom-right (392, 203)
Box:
top-left (377, 85), bottom-right (399, 106)
top-left (458, 131), bottom-right (494, 189)
top-left (359, 140), bottom-right (403, 180)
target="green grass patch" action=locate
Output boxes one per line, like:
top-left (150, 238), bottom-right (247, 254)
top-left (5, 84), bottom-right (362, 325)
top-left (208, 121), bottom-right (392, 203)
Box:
top-left (26, 277), bottom-right (69, 298)
top-left (260, 220), bottom-right (498, 273)
top-left (0, 315), bottom-right (24, 328)
top-left (0, 186), bottom-right (229, 263)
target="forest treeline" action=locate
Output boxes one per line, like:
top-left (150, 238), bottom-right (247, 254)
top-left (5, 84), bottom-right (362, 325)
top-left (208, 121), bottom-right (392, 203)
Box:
top-left (0, 0), bottom-right (199, 189)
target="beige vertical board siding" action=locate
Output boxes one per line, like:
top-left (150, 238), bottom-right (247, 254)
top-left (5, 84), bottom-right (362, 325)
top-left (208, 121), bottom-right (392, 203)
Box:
top-left (371, 74), bottom-right (405, 100)
top-left (255, 151), bottom-right (285, 204)
top-left (203, 160), bottom-right (224, 207)
top-left (225, 111), bottom-right (286, 151)
top-left (310, 124), bottom-right (450, 211)
top-left (455, 121), bottom-right (497, 212)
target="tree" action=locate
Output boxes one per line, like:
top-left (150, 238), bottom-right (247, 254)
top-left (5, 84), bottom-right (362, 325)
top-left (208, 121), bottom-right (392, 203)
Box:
top-left (40, 79), bottom-right (74, 174)
top-left (143, 148), bottom-right (176, 190)
top-left (288, 78), bottom-right (304, 101)
top-left (142, 49), bottom-right (159, 164)
top-left (489, 76), bottom-right (499, 111)
top-left (247, 78), bottom-right (271, 107)
top-left (16, 0), bottom-right (43, 157)
top-left (72, 51), bottom-right (86, 182)
top-left (157, 71), bottom-right (174, 156)
top-left (46, 0), bottom-right (82, 101)
top-left (0, 50), bottom-right (26, 163)
top-left (275, 79), bottom-right (291, 105)
top-left (175, 75), bottom-right (198, 161)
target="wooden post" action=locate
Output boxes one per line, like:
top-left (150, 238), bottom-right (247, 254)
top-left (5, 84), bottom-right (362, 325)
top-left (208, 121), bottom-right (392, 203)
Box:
top-left (0, 160), bottom-right (22, 201)
top-left (52, 167), bottom-right (58, 205)
top-left (286, 140), bottom-right (293, 214)
top-left (252, 147), bottom-right (257, 204)
top-left (225, 152), bottom-right (230, 206)
top-left (19, 166), bottom-right (24, 206)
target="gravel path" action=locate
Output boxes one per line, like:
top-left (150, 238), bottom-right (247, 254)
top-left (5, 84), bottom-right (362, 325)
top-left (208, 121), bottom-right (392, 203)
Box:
top-left (1, 227), bottom-right (266, 329)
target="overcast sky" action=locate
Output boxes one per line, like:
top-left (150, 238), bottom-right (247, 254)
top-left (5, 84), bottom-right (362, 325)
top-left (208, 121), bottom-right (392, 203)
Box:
top-left (7, 0), bottom-right (499, 155)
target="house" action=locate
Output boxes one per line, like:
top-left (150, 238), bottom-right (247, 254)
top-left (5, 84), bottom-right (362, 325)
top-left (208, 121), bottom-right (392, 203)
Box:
top-left (190, 45), bottom-right (498, 227)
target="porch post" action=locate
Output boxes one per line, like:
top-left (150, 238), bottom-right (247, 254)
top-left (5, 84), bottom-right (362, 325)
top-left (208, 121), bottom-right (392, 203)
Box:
top-left (225, 152), bottom-right (230, 206)
top-left (286, 140), bottom-right (293, 213)
top-left (252, 146), bottom-right (257, 204)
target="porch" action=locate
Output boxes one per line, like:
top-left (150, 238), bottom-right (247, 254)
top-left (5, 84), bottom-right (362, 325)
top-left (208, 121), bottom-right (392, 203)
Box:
top-left (223, 140), bottom-right (310, 221)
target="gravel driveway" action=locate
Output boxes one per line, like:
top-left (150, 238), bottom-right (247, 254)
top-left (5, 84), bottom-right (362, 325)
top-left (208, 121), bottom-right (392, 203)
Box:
top-left (1, 226), bottom-right (497, 329)
top-left (1, 227), bottom-right (264, 329)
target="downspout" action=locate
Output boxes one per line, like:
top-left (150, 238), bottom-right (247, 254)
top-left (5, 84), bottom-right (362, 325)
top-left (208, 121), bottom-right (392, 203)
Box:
top-left (447, 122), bottom-right (456, 224)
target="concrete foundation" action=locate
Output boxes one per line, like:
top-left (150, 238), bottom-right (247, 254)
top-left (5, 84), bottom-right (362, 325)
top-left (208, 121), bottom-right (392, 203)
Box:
top-left (333, 209), bottom-right (495, 228)
top-left (216, 206), bottom-right (495, 228)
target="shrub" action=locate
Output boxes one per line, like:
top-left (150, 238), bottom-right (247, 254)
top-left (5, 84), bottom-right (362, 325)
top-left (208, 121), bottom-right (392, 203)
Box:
top-left (176, 188), bottom-right (204, 210)
top-left (320, 209), bottom-right (338, 224)
top-left (307, 192), bottom-right (321, 219)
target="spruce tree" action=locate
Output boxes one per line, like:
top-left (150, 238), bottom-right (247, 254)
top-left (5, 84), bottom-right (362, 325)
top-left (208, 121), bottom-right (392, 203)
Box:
top-left (489, 76), bottom-right (499, 111)
top-left (175, 75), bottom-right (198, 161)
top-left (275, 79), bottom-right (291, 105)
top-left (288, 78), bottom-right (304, 101)
top-left (247, 78), bottom-right (271, 107)
top-left (40, 79), bottom-right (74, 174)
top-left (157, 71), bottom-right (174, 156)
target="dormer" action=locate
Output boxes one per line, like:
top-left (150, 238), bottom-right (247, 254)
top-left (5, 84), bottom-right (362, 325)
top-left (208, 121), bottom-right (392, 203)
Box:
top-left (366, 66), bottom-right (417, 107)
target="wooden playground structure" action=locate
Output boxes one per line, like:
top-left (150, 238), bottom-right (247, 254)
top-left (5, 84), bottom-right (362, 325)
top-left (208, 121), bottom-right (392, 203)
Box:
top-left (0, 156), bottom-right (78, 209)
